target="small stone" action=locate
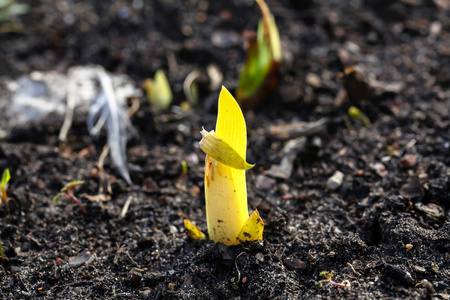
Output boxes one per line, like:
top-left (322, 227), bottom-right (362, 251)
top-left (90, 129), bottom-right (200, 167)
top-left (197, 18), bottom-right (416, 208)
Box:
top-left (256, 175), bottom-right (276, 190)
top-left (326, 171), bottom-right (344, 191)
top-left (66, 251), bottom-right (91, 268)
top-left (279, 183), bottom-right (290, 194)
top-left (255, 252), bottom-right (264, 263)
top-left (169, 225), bottom-right (178, 234)
top-left (305, 73), bottom-right (322, 89)
top-left (399, 154), bottom-right (417, 168)
top-left (211, 31), bottom-right (240, 48)
top-left (283, 258), bottom-right (306, 271)
top-left (415, 202), bottom-right (444, 219)
top-left (413, 265), bottom-right (426, 273)
top-left (130, 270), bottom-right (142, 288)
top-left (383, 264), bottom-right (414, 286)
top-left (405, 244), bottom-right (413, 250)
top-left (371, 162), bottom-right (388, 177)
top-left (400, 178), bottom-right (424, 200)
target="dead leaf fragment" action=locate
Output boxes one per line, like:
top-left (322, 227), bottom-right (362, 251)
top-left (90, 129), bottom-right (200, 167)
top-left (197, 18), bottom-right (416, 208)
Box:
top-left (184, 219), bottom-right (207, 241)
top-left (237, 210), bottom-right (264, 242)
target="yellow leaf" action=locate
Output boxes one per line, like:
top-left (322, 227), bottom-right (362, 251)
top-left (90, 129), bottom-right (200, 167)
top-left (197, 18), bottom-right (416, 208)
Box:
top-left (184, 219), bottom-right (207, 241)
top-left (61, 180), bottom-right (84, 192)
top-left (145, 70), bottom-right (173, 110)
top-left (203, 87), bottom-right (250, 245)
top-left (237, 209), bottom-right (264, 242)
top-left (216, 87), bottom-right (247, 158)
top-left (199, 129), bottom-right (254, 170)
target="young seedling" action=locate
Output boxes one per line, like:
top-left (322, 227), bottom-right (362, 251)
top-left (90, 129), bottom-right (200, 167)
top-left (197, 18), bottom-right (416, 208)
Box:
top-left (198, 86), bottom-right (264, 245)
top-left (1, 168), bottom-right (10, 205)
top-left (0, 168), bottom-right (11, 262)
top-left (53, 181), bottom-right (87, 214)
top-left (236, 0), bottom-right (281, 109)
top-left (319, 271), bottom-right (351, 288)
top-left (144, 69), bottom-right (173, 111)
top-left (348, 106), bottom-right (371, 127)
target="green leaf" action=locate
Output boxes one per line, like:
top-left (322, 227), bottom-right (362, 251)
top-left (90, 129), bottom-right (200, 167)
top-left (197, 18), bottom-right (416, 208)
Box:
top-left (348, 106), bottom-right (371, 127)
top-left (1, 168), bottom-right (10, 190)
top-left (236, 20), bottom-right (272, 102)
top-left (52, 192), bottom-right (63, 204)
top-left (236, 0), bottom-right (281, 107)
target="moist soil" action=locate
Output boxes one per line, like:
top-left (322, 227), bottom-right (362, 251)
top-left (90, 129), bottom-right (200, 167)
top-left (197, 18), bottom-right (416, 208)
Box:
top-left (0, 0), bottom-right (449, 299)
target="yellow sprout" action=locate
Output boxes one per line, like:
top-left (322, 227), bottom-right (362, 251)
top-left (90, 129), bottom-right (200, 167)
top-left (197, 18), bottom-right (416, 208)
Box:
top-left (200, 87), bottom-right (263, 245)
top-left (145, 70), bottom-right (173, 110)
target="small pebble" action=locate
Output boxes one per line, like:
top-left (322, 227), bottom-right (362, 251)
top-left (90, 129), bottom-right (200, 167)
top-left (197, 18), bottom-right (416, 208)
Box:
top-left (256, 175), bottom-right (276, 191)
top-left (399, 154), bottom-right (417, 168)
top-left (283, 258), bottom-right (306, 271)
top-left (306, 73), bottom-right (322, 89)
top-left (130, 270), bottom-right (142, 288)
top-left (405, 244), bottom-right (413, 250)
top-left (371, 162), bottom-right (388, 177)
top-left (255, 252), bottom-right (264, 263)
top-left (211, 31), bottom-right (240, 48)
top-left (326, 171), bottom-right (344, 191)
top-left (279, 183), bottom-right (290, 194)
top-left (169, 225), bottom-right (178, 234)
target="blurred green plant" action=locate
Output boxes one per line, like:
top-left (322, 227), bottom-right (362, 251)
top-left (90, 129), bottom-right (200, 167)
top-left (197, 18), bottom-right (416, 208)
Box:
top-left (0, 168), bottom-right (11, 262)
top-left (348, 106), bottom-right (371, 127)
top-left (0, 168), bottom-right (10, 205)
top-left (0, 0), bottom-right (28, 33)
top-left (236, 0), bottom-right (281, 109)
top-left (144, 70), bottom-right (173, 110)
top-left (53, 181), bottom-right (87, 214)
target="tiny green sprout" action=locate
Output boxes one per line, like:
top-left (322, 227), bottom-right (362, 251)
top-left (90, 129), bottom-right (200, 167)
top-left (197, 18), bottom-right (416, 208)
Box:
top-left (348, 106), bottom-right (371, 127)
top-left (1, 168), bottom-right (10, 204)
top-left (180, 160), bottom-right (188, 180)
top-left (0, 168), bottom-right (11, 263)
top-left (230, 277), bottom-right (239, 289)
top-left (319, 270), bottom-right (351, 288)
top-left (53, 181), bottom-right (87, 214)
top-left (236, 0), bottom-right (281, 109)
top-left (144, 70), bottom-right (173, 110)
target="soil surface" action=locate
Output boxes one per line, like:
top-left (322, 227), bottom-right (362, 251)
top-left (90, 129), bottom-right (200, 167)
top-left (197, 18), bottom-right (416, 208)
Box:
top-left (0, 0), bottom-right (449, 299)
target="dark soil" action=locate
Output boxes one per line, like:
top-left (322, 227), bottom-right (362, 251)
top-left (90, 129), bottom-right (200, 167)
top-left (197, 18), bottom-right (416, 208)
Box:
top-left (0, 0), bottom-right (449, 299)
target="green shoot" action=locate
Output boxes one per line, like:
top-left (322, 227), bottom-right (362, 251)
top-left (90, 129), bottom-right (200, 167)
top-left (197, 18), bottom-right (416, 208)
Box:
top-left (0, 168), bottom-right (10, 262)
top-left (1, 168), bottom-right (10, 204)
top-left (53, 181), bottom-right (87, 214)
top-left (348, 106), bottom-right (371, 127)
top-left (144, 70), bottom-right (173, 110)
top-left (180, 160), bottom-right (188, 180)
top-left (236, 0), bottom-right (281, 108)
